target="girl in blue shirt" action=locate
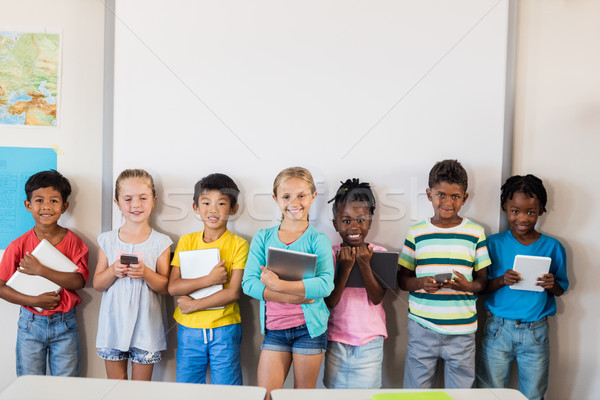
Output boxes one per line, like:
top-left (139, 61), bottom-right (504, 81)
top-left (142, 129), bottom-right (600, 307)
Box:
top-left (242, 167), bottom-right (334, 399)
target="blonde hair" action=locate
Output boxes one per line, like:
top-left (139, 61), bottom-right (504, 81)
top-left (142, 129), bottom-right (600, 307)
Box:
top-left (115, 169), bottom-right (156, 200)
top-left (273, 167), bottom-right (317, 196)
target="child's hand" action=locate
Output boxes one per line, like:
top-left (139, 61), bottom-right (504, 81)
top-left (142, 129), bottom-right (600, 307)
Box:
top-left (336, 246), bottom-right (356, 272)
top-left (35, 291), bottom-right (61, 310)
top-left (537, 273), bottom-right (555, 290)
top-left (422, 276), bottom-right (442, 293)
top-left (503, 269), bottom-right (522, 286)
top-left (208, 260), bottom-right (228, 285)
top-left (444, 270), bottom-right (472, 292)
top-left (18, 253), bottom-right (44, 276)
top-left (126, 261), bottom-right (147, 279)
top-left (176, 295), bottom-right (197, 314)
top-left (112, 260), bottom-right (128, 278)
top-left (355, 244), bottom-right (373, 267)
top-left (260, 265), bottom-right (280, 289)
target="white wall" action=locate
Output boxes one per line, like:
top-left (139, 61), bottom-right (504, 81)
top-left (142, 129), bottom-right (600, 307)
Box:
top-left (111, 0), bottom-right (510, 387)
top-left (0, 0), bottom-right (105, 390)
top-left (513, 1), bottom-right (600, 398)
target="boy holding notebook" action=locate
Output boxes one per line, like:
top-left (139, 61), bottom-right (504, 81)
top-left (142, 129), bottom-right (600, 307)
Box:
top-left (168, 173), bottom-right (249, 384)
top-left (0, 170), bottom-right (89, 376)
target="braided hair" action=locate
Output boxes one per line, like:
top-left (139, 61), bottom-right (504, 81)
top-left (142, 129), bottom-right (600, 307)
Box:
top-left (328, 178), bottom-right (376, 216)
top-left (500, 174), bottom-right (547, 213)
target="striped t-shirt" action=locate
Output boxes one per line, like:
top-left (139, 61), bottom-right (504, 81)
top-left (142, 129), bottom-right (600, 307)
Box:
top-left (399, 218), bottom-right (490, 335)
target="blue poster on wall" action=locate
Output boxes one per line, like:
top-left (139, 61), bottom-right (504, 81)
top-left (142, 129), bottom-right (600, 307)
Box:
top-left (0, 147), bottom-right (57, 249)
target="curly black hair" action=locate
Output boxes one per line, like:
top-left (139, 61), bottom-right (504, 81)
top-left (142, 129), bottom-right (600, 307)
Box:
top-left (328, 178), bottom-right (376, 216)
top-left (500, 174), bottom-right (547, 213)
top-left (428, 159), bottom-right (468, 192)
top-left (25, 170), bottom-right (71, 202)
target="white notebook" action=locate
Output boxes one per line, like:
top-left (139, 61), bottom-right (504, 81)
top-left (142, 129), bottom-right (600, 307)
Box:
top-left (178, 248), bottom-right (224, 309)
top-left (6, 239), bottom-right (79, 312)
top-left (510, 255), bottom-right (551, 292)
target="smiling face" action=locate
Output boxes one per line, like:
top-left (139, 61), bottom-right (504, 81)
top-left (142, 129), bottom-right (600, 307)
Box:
top-left (426, 181), bottom-right (468, 228)
top-left (504, 191), bottom-right (543, 241)
top-left (193, 189), bottom-right (238, 235)
top-left (114, 178), bottom-right (156, 224)
top-left (273, 177), bottom-right (316, 222)
top-left (25, 186), bottom-right (68, 228)
top-left (333, 201), bottom-right (372, 247)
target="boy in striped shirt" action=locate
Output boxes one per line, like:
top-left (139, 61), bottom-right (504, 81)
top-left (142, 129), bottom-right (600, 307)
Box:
top-left (398, 159), bottom-right (490, 388)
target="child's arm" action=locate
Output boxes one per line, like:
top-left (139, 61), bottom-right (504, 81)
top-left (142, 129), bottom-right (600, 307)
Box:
top-left (0, 279), bottom-right (61, 310)
top-left (93, 249), bottom-right (127, 292)
top-left (356, 244), bottom-right (385, 305)
top-left (126, 248), bottom-right (170, 295)
top-left (176, 269), bottom-right (244, 313)
top-left (18, 253), bottom-right (85, 290)
top-left (485, 269), bottom-right (521, 293)
top-left (325, 246), bottom-right (355, 308)
top-left (537, 273), bottom-right (565, 296)
top-left (168, 260), bottom-right (228, 296)
top-left (260, 266), bottom-right (307, 297)
top-left (398, 266), bottom-right (442, 293)
top-left (446, 268), bottom-right (488, 293)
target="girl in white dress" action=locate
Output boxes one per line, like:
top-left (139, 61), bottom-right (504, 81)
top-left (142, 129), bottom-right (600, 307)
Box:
top-left (93, 169), bottom-right (172, 380)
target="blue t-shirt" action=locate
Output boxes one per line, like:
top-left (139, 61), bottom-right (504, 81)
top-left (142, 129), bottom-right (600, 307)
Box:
top-left (484, 230), bottom-right (569, 322)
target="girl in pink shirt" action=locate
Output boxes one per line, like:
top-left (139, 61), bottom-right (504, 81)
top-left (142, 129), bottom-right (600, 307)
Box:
top-left (324, 178), bottom-right (388, 388)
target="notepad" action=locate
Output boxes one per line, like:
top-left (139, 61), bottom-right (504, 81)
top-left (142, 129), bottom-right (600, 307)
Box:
top-left (6, 239), bottom-right (79, 312)
top-left (178, 248), bottom-right (224, 309)
top-left (371, 392), bottom-right (453, 400)
top-left (344, 250), bottom-right (399, 289)
top-left (510, 255), bottom-right (551, 292)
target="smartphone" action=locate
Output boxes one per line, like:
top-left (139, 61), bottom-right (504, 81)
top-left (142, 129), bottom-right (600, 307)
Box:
top-left (120, 254), bottom-right (138, 265)
top-left (434, 272), bottom-right (452, 283)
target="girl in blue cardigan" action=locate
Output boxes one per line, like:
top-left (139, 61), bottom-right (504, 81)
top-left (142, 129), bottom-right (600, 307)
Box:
top-left (242, 167), bottom-right (334, 399)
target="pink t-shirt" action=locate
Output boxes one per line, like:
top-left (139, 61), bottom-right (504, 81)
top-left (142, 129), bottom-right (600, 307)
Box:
top-left (327, 243), bottom-right (388, 345)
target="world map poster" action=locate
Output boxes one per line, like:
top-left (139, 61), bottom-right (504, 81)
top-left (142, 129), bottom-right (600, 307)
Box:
top-left (0, 32), bottom-right (61, 127)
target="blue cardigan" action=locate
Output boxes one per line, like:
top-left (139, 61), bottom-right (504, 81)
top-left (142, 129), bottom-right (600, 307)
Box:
top-left (242, 224), bottom-right (334, 337)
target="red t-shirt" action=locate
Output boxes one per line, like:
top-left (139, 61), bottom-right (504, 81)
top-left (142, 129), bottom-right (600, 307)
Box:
top-left (0, 228), bottom-right (89, 315)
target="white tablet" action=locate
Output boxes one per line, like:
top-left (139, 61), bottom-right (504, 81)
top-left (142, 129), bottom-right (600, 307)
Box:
top-left (510, 255), bottom-right (551, 292)
top-left (178, 248), bottom-right (224, 309)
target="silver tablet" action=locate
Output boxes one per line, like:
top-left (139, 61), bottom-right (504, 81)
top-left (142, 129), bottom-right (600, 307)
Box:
top-left (267, 247), bottom-right (318, 281)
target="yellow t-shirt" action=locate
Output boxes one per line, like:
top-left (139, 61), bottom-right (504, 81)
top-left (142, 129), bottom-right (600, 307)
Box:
top-left (171, 230), bottom-right (249, 329)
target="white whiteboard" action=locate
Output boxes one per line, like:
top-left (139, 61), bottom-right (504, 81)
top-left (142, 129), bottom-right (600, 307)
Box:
top-left (111, 0), bottom-right (510, 384)
top-left (112, 0), bottom-right (509, 244)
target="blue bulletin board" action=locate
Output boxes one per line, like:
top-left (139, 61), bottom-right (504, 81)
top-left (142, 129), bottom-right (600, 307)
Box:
top-left (0, 147), bottom-right (57, 249)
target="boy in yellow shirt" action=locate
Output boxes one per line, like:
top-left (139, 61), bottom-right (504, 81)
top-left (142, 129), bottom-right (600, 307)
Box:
top-left (168, 173), bottom-right (249, 384)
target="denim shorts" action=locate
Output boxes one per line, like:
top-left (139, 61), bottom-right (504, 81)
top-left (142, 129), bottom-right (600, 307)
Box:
top-left (261, 324), bottom-right (327, 355)
top-left (97, 347), bottom-right (162, 365)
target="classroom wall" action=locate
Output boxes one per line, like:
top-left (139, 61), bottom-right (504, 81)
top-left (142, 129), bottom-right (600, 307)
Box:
top-left (513, 1), bottom-right (600, 398)
top-left (1, 1), bottom-right (598, 398)
top-left (0, 0), bottom-right (106, 390)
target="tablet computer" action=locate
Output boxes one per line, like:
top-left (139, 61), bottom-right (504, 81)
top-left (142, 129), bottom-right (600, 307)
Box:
top-left (266, 247), bottom-right (318, 281)
top-left (344, 250), bottom-right (399, 289)
top-left (510, 254), bottom-right (551, 292)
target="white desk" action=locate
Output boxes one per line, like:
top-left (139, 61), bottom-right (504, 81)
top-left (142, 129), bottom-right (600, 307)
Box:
top-left (271, 388), bottom-right (527, 400)
top-left (0, 376), bottom-right (267, 400)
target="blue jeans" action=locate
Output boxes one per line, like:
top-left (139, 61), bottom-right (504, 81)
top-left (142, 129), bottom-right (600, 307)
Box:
top-left (323, 336), bottom-right (384, 389)
top-left (176, 323), bottom-right (242, 385)
top-left (16, 308), bottom-right (80, 376)
top-left (403, 318), bottom-right (475, 388)
top-left (97, 347), bottom-right (162, 364)
top-left (478, 314), bottom-right (550, 400)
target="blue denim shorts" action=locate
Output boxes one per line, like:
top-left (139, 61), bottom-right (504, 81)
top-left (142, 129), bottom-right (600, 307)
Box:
top-left (262, 324), bottom-right (327, 355)
top-left (97, 347), bottom-right (162, 365)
